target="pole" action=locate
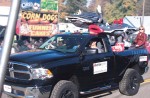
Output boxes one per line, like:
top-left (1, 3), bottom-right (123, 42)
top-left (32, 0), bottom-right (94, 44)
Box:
top-left (142, 0), bottom-right (145, 26)
top-left (0, 0), bottom-right (21, 96)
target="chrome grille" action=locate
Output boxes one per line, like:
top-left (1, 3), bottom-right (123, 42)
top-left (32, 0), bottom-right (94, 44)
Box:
top-left (6, 62), bottom-right (32, 80)
top-left (13, 64), bottom-right (28, 71)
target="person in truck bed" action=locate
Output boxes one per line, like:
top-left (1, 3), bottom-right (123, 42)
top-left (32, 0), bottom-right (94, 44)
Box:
top-left (133, 26), bottom-right (147, 48)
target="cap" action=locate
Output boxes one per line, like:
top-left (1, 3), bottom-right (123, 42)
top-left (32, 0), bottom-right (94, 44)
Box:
top-left (88, 24), bottom-right (104, 34)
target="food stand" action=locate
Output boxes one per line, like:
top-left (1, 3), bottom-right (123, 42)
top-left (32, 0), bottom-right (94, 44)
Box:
top-left (16, 0), bottom-right (58, 37)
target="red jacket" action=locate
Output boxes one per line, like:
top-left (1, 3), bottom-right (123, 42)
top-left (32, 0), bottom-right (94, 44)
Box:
top-left (134, 32), bottom-right (147, 46)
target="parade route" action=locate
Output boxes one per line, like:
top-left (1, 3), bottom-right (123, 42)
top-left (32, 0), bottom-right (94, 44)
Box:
top-left (86, 81), bottom-right (150, 98)
top-left (85, 61), bottom-right (150, 98)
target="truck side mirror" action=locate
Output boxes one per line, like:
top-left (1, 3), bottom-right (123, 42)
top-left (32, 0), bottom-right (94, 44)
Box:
top-left (85, 48), bottom-right (98, 55)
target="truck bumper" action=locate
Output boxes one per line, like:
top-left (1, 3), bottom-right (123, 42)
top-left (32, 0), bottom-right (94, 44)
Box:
top-left (3, 83), bottom-right (52, 98)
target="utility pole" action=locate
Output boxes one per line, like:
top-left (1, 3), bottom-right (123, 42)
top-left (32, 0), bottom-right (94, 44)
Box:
top-left (0, 0), bottom-right (21, 96)
top-left (142, 0), bottom-right (145, 26)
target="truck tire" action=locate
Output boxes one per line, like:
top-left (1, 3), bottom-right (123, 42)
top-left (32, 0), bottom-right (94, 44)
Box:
top-left (50, 80), bottom-right (79, 98)
top-left (119, 68), bottom-right (141, 96)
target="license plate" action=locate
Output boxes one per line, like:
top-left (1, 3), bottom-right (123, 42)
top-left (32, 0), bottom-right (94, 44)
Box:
top-left (3, 85), bottom-right (12, 93)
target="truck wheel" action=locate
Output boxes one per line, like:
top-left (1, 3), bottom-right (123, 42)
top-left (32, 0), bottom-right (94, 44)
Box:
top-left (119, 68), bottom-right (141, 96)
top-left (50, 80), bottom-right (79, 98)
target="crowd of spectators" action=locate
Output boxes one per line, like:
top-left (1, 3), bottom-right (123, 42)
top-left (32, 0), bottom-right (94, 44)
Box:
top-left (0, 37), bottom-right (46, 54)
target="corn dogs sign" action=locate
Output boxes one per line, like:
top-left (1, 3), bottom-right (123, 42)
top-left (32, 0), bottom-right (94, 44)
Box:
top-left (21, 11), bottom-right (58, 24)
top-left (17, 11), bottom-right (58, 37)
top-left (16, 0), bottom-right (58, 37)
top-left (21, 11), bottom-right (58, 23)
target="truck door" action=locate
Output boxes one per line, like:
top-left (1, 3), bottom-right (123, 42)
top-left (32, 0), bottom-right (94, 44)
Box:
top-left (81, 37), bottom-right (115, 87)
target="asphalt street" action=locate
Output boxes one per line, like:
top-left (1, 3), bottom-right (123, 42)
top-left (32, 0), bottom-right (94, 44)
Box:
top-left (85, 83), bottom-right (150, 98)
top-left (84, 61), bottom-right (150, 98)
top-left (1, 61), bottom-right (150, 98)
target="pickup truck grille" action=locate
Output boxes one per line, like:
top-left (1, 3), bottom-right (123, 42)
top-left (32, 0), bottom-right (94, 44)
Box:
top-left (6, 62), bottom-right (32, 80)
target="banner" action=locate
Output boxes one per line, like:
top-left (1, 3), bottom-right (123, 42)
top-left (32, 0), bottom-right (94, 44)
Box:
top-left (21, 11), bottom-right (58, 24)
top-left (17, 0), bottom-right (58, 37)
top-left (112, 42), bottom-right (125, 52)
top-left (19, 24), bottom-right (58, 37)
top-left (41, 0), bottom-right (58, 13)
top-left (21, 0), bottom-right (41, 11)
top-left (16, 11), bottom-right (58, 37)
top-left (21, 0), bottom-right (58, 12)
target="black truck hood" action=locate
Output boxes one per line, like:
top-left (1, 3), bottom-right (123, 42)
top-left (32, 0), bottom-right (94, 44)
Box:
top-left (10, 49), bottom-right (76, 64)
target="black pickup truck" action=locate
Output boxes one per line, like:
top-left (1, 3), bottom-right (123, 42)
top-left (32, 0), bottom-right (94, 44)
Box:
top-left (3, 33), bottom-right (149, 98)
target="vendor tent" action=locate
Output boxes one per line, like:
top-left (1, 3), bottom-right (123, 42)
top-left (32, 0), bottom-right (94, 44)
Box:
top-left (0, 6), bottom-right (10, 26)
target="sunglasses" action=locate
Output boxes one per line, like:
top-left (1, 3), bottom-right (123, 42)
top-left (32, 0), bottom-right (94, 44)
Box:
top-left (139, 29), bottom-right (144, 30)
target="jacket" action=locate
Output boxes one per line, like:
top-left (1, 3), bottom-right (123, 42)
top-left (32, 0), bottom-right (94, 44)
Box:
top-left (134, 32), bottom-right (147, 47)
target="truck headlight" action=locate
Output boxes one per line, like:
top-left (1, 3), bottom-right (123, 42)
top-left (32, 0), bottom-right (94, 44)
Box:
top-left (31, 68), bottom-right (53, 80)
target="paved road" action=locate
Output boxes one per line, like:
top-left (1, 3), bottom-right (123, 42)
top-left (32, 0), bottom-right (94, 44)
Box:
top-left (85, 83), bottom-right (150, 98)
top-left (84, 61), bottom-right (150, 98)
top-left (1, 62), bottom-right (150, 98)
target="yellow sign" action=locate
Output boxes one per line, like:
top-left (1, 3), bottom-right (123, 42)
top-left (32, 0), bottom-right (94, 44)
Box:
top-left (21, 11), bottom-right (58, 23)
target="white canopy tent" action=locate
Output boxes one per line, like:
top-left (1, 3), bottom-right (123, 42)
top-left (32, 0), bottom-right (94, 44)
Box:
top-left (59, 23), bottom-right (88, 33)
top-left (124, 16), bottom-right (150, 35)
top-left (0, 6), bottom-right (10, 26)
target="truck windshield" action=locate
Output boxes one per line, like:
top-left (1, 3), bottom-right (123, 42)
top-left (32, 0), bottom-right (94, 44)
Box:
top-left (39, 35), bottom-right (85, 53)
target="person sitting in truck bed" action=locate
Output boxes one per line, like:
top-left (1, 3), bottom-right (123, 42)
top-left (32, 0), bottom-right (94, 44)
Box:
top-left (133, 26), bottom-right (147, 48)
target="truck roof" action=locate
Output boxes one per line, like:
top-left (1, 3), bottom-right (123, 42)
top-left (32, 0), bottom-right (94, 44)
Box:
top-left (56, 33), bottom-right (107, 38)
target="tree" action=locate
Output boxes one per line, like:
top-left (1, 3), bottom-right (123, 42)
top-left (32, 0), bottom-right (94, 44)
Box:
top-left (103, 0), bottom-right (139, 23)
top-left (135, 0), bottom-right (150, 16)
top-left (58, 0), bottom-right (69, 22)
top-left (59, 0), bottom-right (87, 22)
top-left (59, 0), bottom-right (149, 23)
top-left (144, 0), bottom-right (150, 15)
top-left (87, 0), bottom-right (98, 12)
